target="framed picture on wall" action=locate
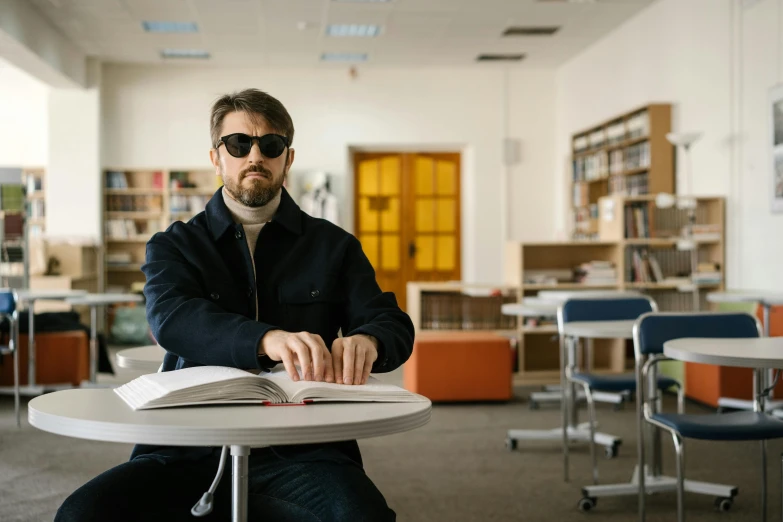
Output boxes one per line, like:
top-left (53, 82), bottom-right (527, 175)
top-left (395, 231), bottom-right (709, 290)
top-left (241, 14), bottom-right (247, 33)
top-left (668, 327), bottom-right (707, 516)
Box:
top-left (770, 84), bottom-right (783, 212)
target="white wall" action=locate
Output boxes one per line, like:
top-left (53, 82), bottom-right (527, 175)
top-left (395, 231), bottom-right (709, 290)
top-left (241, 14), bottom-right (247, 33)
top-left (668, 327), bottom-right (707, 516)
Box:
top-left (0, 59), bottom-right (48, 167)
top-left (555, 0), bottom-right (783, 289)
top-left (47, 60), bottom-right (102, 241)
top-left (101, 64), bottom-right (556, 283)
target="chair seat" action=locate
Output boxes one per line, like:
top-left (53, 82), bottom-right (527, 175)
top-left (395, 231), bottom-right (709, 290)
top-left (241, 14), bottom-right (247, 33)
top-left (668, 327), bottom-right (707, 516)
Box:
top-left (651, 411), bottom-right (783, 441)
top-left (572, 372), bottom-right (677, 393)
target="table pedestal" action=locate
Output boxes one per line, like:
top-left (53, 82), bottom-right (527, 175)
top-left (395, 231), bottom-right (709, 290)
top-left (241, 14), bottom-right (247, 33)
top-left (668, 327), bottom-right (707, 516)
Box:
top-left (232, 445), bottom-right (250, 522)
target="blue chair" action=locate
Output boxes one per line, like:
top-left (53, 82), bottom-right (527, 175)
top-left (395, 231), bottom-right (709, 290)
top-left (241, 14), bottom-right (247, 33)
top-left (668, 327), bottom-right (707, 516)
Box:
top-left (635, 312), bottom-right (783, 522)
top-left (559, 297), bottom-right (681, 484)
top-left (0, 290), bottom-right (20, 426)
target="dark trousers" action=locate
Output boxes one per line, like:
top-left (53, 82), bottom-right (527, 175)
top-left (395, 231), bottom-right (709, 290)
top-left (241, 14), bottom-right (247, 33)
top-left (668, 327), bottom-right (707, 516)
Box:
top-left (55, 446), bottom-right (395, 522)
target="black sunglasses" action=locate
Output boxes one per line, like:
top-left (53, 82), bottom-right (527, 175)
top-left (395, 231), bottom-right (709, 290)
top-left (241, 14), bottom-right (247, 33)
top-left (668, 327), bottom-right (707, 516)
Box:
top-left (217, 133), bottom-right (290, 159)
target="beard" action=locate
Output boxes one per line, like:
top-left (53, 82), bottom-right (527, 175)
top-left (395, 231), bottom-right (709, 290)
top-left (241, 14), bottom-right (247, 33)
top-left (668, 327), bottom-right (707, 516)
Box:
top-left (222, 164), bottom-right (286, 207)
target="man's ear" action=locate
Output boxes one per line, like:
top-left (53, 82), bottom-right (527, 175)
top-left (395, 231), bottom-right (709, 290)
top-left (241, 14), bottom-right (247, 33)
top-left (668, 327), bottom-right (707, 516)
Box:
top-left (209, 148), bottom-right (221, 177)
top-left (286, 148), bottom-right (296, 170)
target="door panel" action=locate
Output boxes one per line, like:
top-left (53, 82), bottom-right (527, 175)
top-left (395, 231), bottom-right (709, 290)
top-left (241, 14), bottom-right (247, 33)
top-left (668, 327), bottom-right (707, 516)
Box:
top-left (354, 152), bottom-right (461, 311)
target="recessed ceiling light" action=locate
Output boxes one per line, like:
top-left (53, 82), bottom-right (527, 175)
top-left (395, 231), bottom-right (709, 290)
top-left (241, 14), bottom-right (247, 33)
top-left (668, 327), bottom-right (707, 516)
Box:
top-left (143, 21), bottom-right (199, 33)
top-left (326, 24), bottom-right (381, 37)
top-left (476, 54), bottom-right (526, 62)
top-left (160, 49), bottom-right (210, 59)
top-left (503, 26), bottom-right (560, 36)
top-left (321, 53), bottom-right (368, 62)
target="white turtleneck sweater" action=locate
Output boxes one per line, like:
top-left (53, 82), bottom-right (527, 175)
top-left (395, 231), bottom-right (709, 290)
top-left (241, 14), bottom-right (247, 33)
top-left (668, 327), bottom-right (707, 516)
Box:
top-left (221, 188), bottom-right (281, 322)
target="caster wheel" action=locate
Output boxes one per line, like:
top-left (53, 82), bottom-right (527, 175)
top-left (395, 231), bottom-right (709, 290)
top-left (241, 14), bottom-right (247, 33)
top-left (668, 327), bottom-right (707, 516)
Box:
top-left (577, 497), bottom-right (597, 512)
top-left (505, 438), bottom-right (518, 451)
top-left (529, 401), bottom-right (540, 410)
top-left (604, 444), bottom-right (619, 459)
top-left (714, 497), bottom-right (732, 511)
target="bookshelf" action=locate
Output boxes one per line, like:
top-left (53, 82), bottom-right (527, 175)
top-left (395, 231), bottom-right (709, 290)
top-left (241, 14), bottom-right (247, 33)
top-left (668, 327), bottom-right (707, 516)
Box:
top-left (571, 104), bottom-right (674, 240)
top-left (23, 167), bottom-right (45, 237)
top-left (103, 168), bottom-right (219, 292)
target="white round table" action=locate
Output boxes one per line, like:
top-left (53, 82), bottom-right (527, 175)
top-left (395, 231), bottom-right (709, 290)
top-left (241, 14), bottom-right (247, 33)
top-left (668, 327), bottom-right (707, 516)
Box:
top-left (664, 337), bottom-right (783, 369)
top-left (536, 290), bottom-right (640, 302)
top-left (115, 345), bottom-right (165, 373)
top-left (29, 389), bottom-right (431, 522)
top-left (562, 320), bottom-right (636, 340)
top-left (65, 293), bottom-right (145, 383)
top-left (15, 289), bottom-right (88, 389)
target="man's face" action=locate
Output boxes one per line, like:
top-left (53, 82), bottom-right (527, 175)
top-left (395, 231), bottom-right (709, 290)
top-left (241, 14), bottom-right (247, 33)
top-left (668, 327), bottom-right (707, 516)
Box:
top-left (209, 111), bottom-right (295, 207)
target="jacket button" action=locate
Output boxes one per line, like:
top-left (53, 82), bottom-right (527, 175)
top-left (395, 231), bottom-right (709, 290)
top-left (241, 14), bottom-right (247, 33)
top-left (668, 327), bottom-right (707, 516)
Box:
top-left (247, 286), bottom-right (253, 297)
top-left (235, 230), bottom-right (243, 239)
top-left (310, 290), bottom-right (320, 298)
top-left (210, 293), bottom-right (219, 300)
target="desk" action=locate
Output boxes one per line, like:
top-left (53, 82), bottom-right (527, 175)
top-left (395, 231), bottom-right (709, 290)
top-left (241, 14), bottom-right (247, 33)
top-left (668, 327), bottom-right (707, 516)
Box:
top-left (707, 291), bottom-right (783, 411)
top-left (664, 337), bottom-right (783, 522)
top-left (65, 293), bottom-right (144, 383)
top-left (506, 320), bottom-right (633, 469)
top-left (115, 345), bottom-right (165, 373)
top-left (15, 289), bottom-right (87, 392)
top-left (29, 389), bottom-right (432, 522)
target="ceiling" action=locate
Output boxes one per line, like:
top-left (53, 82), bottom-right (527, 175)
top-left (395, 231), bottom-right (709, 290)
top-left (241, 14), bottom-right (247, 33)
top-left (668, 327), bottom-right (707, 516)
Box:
top-left (28, 0), bottom-right (657, 68)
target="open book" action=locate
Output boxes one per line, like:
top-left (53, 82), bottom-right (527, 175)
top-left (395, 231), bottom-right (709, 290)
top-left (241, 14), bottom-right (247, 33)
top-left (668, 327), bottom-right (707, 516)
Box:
top-left (114, 366), bottom-right (426, 410)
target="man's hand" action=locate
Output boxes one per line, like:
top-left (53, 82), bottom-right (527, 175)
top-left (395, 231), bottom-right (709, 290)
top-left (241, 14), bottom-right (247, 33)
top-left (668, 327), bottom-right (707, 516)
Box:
top-left (261, 330), bottom-right (335, 383)
top-left (331, 335), bottom-right (378, 385)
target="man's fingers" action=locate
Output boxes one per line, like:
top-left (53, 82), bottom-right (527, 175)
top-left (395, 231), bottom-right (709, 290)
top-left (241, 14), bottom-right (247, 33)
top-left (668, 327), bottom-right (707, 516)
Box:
top-left (352, 348), bottom-right (365, 387)
top-left (361, 356), bottom-right (373, 385)
top-left (322, 345), bottom-right (335, 383)
top-left (292, 340), bottom-right (313, 381)
top-left (302, 334), bottom-right (325, 382)
top-left (331, 338), bottom-right (344, 384)
top-left (342, 339), bottom-right (355, 385)
top-left (279, 349), bottom-right (299, 382)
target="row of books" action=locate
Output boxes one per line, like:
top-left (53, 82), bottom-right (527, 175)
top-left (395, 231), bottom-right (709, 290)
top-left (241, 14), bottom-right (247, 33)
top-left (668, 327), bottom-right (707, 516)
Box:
top-left (420, 293), bottom-right (516, 331)
top-left (105, 218), bottom-right (160, 239)
top-left (625, 203), bottom-right (651, 238)
top-left (571, 111), bottom-right (650, 153)
top-left (25, 175), bottom-right (43, 194)
top-left (106, 251), bottom-right (135, 266)
top-left (171, 194), bottom-right (209, 213)
top-left (28, 199), bottom-right (44, 219)
top-left (624, 142), bottom-right (650, 170)
top-left (574, 205), bottom-right (598, 233)
top-left (692, 261), bottom-right (723, 284)
top-left (106, 195), bottom-right (164, 212)
top-left (610, 173), bottom-right (649, 196)
top-left (106, 171), bottom-right (165, 190)
top-left (629, 249), bottom-right (665, 283)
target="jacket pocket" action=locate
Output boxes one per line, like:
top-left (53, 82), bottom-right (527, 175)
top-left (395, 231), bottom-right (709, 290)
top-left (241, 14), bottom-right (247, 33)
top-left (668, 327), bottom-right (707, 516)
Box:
top-left (278, 273), bottom-right (344, 335)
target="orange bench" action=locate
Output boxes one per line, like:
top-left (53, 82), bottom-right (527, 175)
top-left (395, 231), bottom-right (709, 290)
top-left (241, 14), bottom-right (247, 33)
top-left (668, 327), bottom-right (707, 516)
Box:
top-left (403, 331), bottom-right (512, 402)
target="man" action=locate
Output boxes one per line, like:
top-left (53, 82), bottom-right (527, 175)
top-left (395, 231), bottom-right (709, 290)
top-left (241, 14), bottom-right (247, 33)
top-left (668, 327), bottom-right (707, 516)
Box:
top-left (55, 89), bottom-right (414, 521)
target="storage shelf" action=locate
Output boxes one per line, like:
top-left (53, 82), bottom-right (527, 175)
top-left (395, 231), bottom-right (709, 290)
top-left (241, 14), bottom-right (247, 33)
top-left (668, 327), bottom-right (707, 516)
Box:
top-left (107, 264), bottom-right (144, 272)
top-left (573, 136), bottom-right (649, 158)
top-left (171, 188), bottom-right (216, 196)
top-left (623, 237), bottom-right (721, 246)
top-left (105, 188), bottom-right (165, 195)
top-left (106, 211), bottom-right (163, 219)
top-left (107, 237), bottom-right (150, 243)
top-left (523, 283), bottom-right (619, 291)
top-left (26, 192), bottom-right (45, 200)
top-left (624, 282), bottom-right (722, 290)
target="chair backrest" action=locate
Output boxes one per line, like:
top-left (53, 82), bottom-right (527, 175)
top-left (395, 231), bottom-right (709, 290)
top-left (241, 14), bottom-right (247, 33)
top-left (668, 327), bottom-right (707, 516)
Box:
top-left (0, 290), bottom-right (16, 315)
top-left (560, 296), bottom-right (656, 324)
top-left (634, 312), bottom-right (761, 357)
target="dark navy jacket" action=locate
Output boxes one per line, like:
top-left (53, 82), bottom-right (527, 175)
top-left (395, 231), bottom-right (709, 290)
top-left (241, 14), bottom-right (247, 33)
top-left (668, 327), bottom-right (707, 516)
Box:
top-left (131, 187), bottom-right (414, 464)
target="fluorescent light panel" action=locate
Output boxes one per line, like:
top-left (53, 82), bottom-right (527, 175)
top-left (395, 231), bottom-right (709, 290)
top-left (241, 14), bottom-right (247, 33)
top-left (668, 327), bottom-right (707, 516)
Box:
top-left (476, 54), bottom-right (526, 62)
top-left (321, 52), bottom-right (368, 62)
top-left (143, 21), bottom-right (199, 33)
top-left (326, 24), bottom-right (381, 37)
top-left (161, 49), bottom-right (210, 59)
top-left (503, 26), bottom-right (560, 36)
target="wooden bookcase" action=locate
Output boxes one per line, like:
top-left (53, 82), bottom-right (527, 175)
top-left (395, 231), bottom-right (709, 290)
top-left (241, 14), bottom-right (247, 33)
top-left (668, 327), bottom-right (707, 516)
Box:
top-left (23, 167), bottom-right (45, 237)
top-left (103, 168), bottom-right (219, 292)
top-left (571, 104), bottom-right (674, 240)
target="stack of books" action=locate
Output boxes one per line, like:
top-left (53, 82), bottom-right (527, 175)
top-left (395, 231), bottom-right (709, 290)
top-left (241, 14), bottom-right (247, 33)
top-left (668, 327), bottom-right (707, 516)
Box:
top-left (692, 262), bottom-right (722, 285)
top-left (574, 261), bottom-right (617, 285)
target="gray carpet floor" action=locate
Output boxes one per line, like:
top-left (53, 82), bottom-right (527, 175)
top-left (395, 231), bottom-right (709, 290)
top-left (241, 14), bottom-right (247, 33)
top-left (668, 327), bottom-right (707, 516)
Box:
top-left (1, 366), bottom-right (781, 521)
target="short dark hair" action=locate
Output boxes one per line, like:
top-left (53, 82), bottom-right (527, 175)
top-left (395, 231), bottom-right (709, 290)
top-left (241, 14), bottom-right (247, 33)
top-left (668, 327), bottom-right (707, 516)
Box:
top-left (210, 89), bottom-right (294, 148)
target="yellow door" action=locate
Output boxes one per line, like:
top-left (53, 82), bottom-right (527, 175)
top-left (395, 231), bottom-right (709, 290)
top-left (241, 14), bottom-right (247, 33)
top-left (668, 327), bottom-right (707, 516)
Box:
top-left (354, 152), bottom-right (461, 310)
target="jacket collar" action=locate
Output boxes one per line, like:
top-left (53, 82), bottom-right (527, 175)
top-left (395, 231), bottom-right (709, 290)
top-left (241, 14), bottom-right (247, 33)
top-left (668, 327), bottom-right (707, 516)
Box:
top-left (206, 186), bottom-right (302, 241)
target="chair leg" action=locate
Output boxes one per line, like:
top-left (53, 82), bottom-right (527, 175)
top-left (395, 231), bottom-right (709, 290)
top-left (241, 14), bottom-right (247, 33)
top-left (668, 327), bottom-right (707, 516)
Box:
top-left (581, 382), bottom-right (598, 484)
top-left (12, 319), bottom-right (19, 428)
top-left (672, 432), bottom-right (685, 522)
top-left (561, 335), bottom-right (570, 483)
top-left (761, 440), bottom-right (767, 522)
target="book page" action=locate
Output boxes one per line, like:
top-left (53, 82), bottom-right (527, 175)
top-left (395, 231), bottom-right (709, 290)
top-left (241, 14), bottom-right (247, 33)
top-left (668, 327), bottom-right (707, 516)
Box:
top-left (138, 366), bottom-right (261, 394)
